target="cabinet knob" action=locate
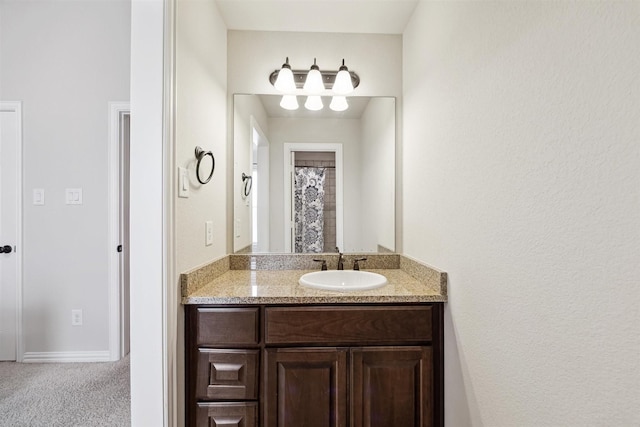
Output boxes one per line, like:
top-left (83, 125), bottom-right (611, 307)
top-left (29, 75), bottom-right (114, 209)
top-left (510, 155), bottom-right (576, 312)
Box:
top-left (0, 245), bottom-right (13, 254)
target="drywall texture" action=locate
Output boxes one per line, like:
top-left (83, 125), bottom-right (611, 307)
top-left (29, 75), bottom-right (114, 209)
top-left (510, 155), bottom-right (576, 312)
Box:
top-left (403, 2), bottom-right (639, 426)
top-left (175, 0), bottom-right (228, 274)
top-left (0, 1), bottom-right (130, 354)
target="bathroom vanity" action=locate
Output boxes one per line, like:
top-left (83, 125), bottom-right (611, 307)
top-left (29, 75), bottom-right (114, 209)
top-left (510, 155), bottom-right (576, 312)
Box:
top-left (182, 254), bottom-right (447, 427)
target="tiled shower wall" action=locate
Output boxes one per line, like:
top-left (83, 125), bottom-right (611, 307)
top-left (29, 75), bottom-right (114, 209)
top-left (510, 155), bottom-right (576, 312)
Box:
top-left (294, 151), bottom-right (336, 252)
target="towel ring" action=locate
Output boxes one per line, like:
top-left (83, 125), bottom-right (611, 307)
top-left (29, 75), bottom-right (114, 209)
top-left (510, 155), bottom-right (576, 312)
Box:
top-left (242, 173), bottom-right (253, 198)
top-left (195, 146), bottom-right (215, 184)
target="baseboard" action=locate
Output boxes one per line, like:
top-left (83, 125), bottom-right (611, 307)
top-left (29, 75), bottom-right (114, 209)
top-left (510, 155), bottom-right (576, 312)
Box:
top-left (22, 350), bottom-right (111, 363)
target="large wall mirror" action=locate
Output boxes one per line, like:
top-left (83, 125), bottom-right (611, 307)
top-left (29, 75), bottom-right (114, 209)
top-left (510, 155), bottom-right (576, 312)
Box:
top-left (233, 94), bottom-right (395, 254)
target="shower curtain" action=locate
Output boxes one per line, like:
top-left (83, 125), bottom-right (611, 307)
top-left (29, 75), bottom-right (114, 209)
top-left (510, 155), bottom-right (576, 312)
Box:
top-left (294, 167), bottom-right (326, 253)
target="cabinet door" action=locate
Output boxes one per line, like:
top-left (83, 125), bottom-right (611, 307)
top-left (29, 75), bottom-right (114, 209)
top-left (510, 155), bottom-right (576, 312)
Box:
top-left (351, 346), bottom-right (432, 427)
top-left (264, 348), bottom-right (348, 427)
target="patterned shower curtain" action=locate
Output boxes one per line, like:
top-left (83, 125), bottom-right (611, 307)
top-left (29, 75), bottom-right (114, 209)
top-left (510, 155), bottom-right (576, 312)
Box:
top-left (294, 167), bottom-right (325, 253)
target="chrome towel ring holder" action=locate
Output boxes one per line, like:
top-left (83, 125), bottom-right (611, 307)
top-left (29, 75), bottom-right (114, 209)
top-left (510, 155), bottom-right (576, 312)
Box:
top-left (242, 173), bottom-right (253, 198)
top-left (195, 146), bottom-right (215, 184)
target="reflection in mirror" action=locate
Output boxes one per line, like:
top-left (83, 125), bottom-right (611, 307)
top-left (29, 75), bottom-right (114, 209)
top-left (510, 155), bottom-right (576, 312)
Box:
top-left (233, 94), bottom-right (395, 254)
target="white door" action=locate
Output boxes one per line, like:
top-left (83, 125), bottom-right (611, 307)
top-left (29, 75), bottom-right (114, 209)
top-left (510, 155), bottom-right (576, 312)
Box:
top-left (0, 102), bottom-right (22, 361)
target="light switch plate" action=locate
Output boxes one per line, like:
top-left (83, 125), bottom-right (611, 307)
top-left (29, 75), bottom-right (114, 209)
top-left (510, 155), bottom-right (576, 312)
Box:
top-left (33, 189), bottom-right (45, 205)
top-left (65, 188), bottom-right (82, 205)
top-left (178, 167), bottom-right (189, 198)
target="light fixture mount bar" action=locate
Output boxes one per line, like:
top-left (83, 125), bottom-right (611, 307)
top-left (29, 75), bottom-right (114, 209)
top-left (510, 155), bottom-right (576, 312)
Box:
top-left (269, 69), bottom-right (360, 90)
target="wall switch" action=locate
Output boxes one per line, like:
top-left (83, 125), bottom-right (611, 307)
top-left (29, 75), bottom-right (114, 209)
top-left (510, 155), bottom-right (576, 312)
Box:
top-left (65, 188), bottom-right (83, 205)
top-left (71, 309), bottom-right (83, 326)
top-left (205, 221), bottom-right (213, 246)
top-left (178, 167), bottom-right (189, 198)
top-left (33, 189), bottom-right (45, 205)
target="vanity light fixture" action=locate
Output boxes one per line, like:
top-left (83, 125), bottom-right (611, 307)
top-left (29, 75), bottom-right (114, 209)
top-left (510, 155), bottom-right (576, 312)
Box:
top-left (269, 58), bottom-right (360, 111)
top-left (332, 59), bottom-right (354, 95)
top-left (273, 57), bottom-right (296, 92)
top-left (304, 95), bottom-right (323, 111)
top-left (303, 58), bottom-right (325, 94)
top-left (329, 96), bottom-right (348, 112)
top-left (280, 94), bottom-right (299, 110)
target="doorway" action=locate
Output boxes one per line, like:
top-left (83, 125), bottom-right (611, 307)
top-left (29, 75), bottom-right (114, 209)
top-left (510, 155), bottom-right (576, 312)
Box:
top-left (283, 143), bottom-right (343, 253)
top-left (108, 102), bottom-right (130, 360)
top-left (0, 102), bottom-right (22, 361)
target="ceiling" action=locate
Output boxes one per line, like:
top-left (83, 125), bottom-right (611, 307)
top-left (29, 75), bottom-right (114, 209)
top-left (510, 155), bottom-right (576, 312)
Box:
top-left (215, 0), bottom-right (419, 34)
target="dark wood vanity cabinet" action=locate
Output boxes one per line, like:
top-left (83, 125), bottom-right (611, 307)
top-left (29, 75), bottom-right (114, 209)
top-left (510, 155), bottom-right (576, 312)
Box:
top-left (185, 304), bottom-right (444, 427)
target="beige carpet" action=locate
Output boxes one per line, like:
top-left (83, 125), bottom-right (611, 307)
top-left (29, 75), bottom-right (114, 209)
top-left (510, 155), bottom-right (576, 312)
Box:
top-left (0, 356), bottom-right (130, 427)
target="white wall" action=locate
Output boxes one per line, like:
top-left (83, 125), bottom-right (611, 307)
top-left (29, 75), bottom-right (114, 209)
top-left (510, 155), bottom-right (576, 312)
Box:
top-left (129, 0), bottom-right (165, 424)
top-left (403, 2), bottom-right (640, 426)
top-left (0, 0), bottom-right (130, 356)
top-left (361, 98), bottom-right (395, 252)
top-left (175, 0), bottom-right (228, 273)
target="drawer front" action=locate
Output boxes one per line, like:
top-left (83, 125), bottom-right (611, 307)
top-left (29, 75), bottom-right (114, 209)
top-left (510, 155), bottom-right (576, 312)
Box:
top-left (195, 402), bottom-right (257, 427)
top-left (196, 307), bottom-right (259, 346)
top-left (265, 305), bottom-right (432, 345)
top-left (196, 349), bottom-right (259, 400)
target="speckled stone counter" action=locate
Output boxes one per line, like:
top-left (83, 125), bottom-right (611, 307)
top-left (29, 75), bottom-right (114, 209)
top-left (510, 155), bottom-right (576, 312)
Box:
top-left (181, 254), bottom-right (447, 305)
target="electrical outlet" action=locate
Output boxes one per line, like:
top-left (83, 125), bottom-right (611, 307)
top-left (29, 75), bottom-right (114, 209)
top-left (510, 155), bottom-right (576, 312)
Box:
top-left (71, 309), bottom-right (83, 326)
top-left (205, 221), bottom-right (213, 246)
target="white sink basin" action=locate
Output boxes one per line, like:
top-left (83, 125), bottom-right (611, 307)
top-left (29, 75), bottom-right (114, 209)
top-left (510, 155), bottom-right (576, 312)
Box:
top-left (299, 270), bottom-right (388, 292)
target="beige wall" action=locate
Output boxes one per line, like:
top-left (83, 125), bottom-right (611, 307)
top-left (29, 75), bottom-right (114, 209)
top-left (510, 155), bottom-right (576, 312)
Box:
top-left (403, 2), bottom-right (640, 425)
top-left (175, 0), bottom-right (228, 274)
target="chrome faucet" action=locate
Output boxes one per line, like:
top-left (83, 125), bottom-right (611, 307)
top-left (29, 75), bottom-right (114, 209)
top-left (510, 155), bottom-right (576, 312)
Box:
top-left (336, 247), bottom-right (344, 270)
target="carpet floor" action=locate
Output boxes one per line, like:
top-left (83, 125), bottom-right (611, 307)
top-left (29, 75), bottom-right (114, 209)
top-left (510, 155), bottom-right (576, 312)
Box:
top-left (0, 356), bottom-right (130, 427)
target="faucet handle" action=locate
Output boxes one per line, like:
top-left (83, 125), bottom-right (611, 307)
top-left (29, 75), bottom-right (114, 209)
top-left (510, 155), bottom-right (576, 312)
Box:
top-left (353, 258), bottom-right (367, 270)
top-left (312, 259), bottom-right (328, 271)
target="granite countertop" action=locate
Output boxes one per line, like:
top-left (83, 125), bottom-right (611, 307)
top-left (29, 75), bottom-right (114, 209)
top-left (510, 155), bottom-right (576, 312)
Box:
top-left (182, 254), bottom-right (448, 305)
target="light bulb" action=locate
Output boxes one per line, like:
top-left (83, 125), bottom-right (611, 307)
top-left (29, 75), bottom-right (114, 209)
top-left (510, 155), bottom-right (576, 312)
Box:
top-left (330, 96), bottom-right (348, 112)
top-left (332, 59), bottom-right (354, 95)
top-left (280, 95), bottom-right (299, 110)
top-left (304, 96), bottom-right (323, 111)
top-left (303, 58), bottom-right (325, 94)
top-left (274, 57), bottom-right (296, 93)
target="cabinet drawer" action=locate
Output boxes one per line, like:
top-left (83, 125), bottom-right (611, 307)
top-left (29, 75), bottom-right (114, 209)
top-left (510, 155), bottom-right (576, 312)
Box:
top-left (196, 402), bottom-right (257, 427)
top-left (195, 307), bottom-right (259, 346)
top-left (196, 349), bottom-right (259, 400)
top-left (265, 305), bottom-right (432, 345)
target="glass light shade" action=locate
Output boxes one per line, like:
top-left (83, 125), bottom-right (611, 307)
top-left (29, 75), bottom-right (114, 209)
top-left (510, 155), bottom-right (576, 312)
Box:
top-left (280, 95), bottom-right (299, 110)
top-left (304, 95), bottom-right (323, 111)
top-left (329, 96), bottom-right (348, 112)
top-left (274, 66), bottom-right (296, 92)
top-left (303, 68), bottom-right (325, 94)
top-left (332, 69), bottom-right (354, 94)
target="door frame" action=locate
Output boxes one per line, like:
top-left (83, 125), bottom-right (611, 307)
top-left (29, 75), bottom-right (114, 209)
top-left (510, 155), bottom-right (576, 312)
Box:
top-left (0, 101), bottom-right (24, 362)
top-left (108, 102), bottom-right (130, 360)
top-left (283, 142), bottom-right (343, 253)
